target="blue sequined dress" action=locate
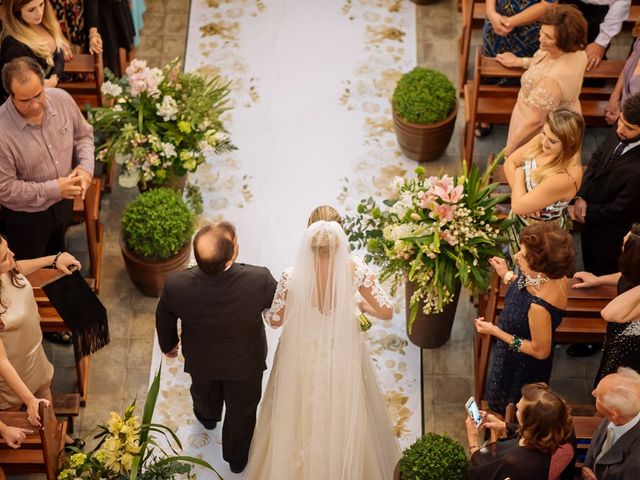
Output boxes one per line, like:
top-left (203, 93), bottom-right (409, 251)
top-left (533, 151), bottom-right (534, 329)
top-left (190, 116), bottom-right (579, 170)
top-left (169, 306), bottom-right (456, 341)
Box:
top-left (486, 277), bottom-right (565, 414)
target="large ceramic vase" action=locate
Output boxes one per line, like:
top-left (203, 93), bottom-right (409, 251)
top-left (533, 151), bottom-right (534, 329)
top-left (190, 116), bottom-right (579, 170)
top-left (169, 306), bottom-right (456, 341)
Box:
top-left (392, 102), bottom-right (457, 162)
top-left (405, 281), bottom-right (461, 348)
top-left (120, 239), bottom-right (190, 297)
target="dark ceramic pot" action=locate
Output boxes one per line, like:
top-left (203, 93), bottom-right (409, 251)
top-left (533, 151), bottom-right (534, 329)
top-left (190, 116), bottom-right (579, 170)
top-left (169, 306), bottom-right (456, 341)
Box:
top-left (406, 281), bottom-right (461, 348)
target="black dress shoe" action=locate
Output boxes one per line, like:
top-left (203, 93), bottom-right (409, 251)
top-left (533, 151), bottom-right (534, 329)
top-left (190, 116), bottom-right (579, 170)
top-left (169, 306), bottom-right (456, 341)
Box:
top-left (230, 460), bottom-right (247, 473)
top-left (194, 412), bottom-right (217, 430)
top-left (567, 343), bottom-right (602, 357)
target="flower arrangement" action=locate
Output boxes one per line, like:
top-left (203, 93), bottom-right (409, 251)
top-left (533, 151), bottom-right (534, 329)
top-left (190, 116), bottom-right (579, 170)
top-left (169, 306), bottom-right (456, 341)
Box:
top-left (345, 159), bottom-right (513, 333)
top-left (58, 367), bottom-right (221, 480)
top-left (91, 58), bottom-right (235, 189)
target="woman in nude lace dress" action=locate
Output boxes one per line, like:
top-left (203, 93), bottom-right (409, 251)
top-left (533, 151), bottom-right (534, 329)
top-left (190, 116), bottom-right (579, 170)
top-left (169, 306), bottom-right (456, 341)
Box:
top-left (496, 5), bottom-right (588, 156)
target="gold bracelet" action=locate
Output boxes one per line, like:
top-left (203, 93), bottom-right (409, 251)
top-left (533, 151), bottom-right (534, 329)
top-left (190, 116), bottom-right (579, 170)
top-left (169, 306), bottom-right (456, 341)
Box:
top-left (503, 270), bottom-right (515, 285)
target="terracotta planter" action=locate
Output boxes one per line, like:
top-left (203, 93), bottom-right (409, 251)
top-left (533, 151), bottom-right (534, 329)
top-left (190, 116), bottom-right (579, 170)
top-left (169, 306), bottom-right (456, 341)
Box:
top-left (392, 101), bottom-right (457, 162)
top-left (120, 239), bottom-right (191, 297)
top-left (405, 281), bottom-right (461, 348)
top-left (410, 0), bottom-right (439, 4)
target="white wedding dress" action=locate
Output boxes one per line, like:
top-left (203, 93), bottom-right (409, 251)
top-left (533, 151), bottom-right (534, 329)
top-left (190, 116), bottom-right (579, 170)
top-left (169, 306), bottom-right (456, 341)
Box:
top-left (245, 221), bottom-right (401, 480)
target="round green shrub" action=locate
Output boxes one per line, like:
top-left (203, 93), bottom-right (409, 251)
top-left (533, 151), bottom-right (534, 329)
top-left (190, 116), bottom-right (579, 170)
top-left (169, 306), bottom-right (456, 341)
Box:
top-left (393, 67), bottom-right (456, 124)
top-left (122, 188), bottom-right (196, 261)
top-left (399, 433), bottom-right (469, 480)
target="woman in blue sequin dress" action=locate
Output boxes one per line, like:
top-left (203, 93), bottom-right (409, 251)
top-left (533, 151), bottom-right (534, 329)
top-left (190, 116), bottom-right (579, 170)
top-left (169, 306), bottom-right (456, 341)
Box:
top-left (474, 223), bottom-right (575, 414)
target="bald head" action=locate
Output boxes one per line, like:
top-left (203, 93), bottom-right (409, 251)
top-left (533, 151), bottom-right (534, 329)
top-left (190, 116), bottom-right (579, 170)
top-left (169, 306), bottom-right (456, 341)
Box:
top-left (593, 368), bottom-right (640, 423)
top-left (193, 223), bottom-right (237, 275)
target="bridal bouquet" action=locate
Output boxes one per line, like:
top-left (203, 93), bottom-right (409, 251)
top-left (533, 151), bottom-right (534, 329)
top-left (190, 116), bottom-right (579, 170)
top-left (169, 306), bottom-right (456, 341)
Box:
top-left (58, 368), bottom-right (221, 480)
top-left (345, 159), bottom-right (513, 333)
top-left (91, 58), bottom-right (235, 189)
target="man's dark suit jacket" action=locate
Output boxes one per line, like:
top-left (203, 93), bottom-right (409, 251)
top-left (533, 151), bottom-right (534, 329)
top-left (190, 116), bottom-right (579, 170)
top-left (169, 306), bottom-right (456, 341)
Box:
top-left (583, 418), bottom-right (640, 479)
top-left (578, 127), bottom-right (640, 273)
top-left (156, 263), bottom-right (278, 381)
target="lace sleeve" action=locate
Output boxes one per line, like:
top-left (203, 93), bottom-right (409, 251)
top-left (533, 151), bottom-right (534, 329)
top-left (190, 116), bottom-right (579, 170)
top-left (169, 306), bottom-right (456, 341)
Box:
top-left (263, 268), bottom-right (292, 328)
top-left (353, 257), bottom-right (392, 309)
top-left (522, 76), bottom-right (562, 112)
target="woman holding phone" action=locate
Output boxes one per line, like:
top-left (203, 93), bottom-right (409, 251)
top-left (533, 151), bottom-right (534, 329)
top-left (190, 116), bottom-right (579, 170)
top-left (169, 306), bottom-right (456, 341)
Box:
top-left (466, 383), bottom-right (575, 480)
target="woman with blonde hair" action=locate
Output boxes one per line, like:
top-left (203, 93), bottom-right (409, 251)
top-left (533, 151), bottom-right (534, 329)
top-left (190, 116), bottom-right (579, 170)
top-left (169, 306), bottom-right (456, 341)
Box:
top-left (0, 0), bottom-right (66, 102)
top-left (246, 206), bottom-right (401, 479)
top-left (504, 106), bottom-right (584, 256)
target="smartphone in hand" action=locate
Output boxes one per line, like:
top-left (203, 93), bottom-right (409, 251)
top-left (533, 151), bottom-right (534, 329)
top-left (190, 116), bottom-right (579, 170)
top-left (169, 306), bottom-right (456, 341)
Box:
top-left (465, 396), bottom-right (484, 426)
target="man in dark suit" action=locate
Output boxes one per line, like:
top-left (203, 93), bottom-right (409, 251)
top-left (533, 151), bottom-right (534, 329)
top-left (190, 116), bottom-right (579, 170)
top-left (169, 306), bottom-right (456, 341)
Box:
top-left (570, 92), bottom-right (640, 276)
top-left (156, 222), bottom-right (277, 474)
top-left (582, 367), bottom-right (640, 480)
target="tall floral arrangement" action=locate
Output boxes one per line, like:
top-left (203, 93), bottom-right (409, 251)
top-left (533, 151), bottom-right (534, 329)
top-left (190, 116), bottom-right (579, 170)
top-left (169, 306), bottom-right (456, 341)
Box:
top-left (58, 367), bottom-right (221, 480)
top-left (345, 159), bottom-right (513, 333)
top-left (91, 58), bottom-right (235, 188)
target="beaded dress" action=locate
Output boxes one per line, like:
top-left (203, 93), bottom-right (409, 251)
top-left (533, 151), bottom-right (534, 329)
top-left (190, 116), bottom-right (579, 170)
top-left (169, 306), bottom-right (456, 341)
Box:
top-left (507, 49), bottom-right (587, 151)
top-left (594, 276), bottom-right (640, 387)
top-left (486, 276), bottom-right (565, 414)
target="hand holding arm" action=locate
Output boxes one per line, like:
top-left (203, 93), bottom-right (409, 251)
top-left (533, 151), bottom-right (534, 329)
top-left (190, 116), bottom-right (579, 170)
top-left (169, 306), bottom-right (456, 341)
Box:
top-left (263, 270), bottom-right (290, 328)
top-left (504, 135), bottom-right (539, 188)
top-left (572, 271), bottom-right (621, 289)
top-left (495, 52), bottom-right (526, 69)
top-left (69, 167), bottom-right (92, 200)
top-left (88, 27), bottom-right (103, 54)
top-left (356, 259), bottom-right (393, 320)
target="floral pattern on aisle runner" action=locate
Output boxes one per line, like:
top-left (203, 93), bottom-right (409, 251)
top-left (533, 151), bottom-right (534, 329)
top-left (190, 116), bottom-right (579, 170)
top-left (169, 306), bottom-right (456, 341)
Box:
top-left (149, 1), bottom-right (421, 477)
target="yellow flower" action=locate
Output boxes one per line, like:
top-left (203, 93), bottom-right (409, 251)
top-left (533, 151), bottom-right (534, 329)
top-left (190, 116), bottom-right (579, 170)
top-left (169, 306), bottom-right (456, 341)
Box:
top-left (178, 121), bottom-right (192, 134)
top-left (107, 412), bottom-right (124, 434)
top-left (69, 452), bottom-right (86, 468)
top-left (120, 452), bottom-right (135, 472)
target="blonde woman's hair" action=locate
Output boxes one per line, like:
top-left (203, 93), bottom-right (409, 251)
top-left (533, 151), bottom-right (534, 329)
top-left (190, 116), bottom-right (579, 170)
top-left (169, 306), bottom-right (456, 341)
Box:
top-left (1, 0), bottom-right (66, 67)
top-left (529, 107), bottom-right (584, 185)
top-left (307, 205), bottom-right (343, 227)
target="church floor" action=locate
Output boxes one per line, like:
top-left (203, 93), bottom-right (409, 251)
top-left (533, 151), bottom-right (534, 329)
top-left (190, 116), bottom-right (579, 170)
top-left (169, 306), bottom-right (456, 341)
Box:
top-left (8, 2), bottom-right (626, 477)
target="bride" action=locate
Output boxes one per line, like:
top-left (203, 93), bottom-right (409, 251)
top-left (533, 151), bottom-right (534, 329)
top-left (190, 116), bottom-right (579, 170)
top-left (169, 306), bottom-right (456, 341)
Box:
top-left (245, 206), bottom-right (402, 479)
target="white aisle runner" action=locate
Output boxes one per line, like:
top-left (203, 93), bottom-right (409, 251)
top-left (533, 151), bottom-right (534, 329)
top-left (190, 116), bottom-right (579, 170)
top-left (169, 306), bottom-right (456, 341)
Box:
top-left (149, 1), bottom-right (421, 478)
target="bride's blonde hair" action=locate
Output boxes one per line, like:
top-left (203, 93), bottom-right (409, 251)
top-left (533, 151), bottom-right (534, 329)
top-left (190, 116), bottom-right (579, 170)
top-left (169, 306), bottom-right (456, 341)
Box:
top-left (2, 0), bottom-right (66, 67)
top-left (308, 205), bottom-right (343, 227)
top-left (308, 206), bottom-right (343, 256)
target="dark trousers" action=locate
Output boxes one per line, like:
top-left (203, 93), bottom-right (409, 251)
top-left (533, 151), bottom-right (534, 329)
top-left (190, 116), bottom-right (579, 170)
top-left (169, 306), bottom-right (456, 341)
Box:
top-left (190, 371), bottom-right (263, 465)
top-left (581, 227), bottom-right (623, 276)
top-left (1, 200), bottom-right (73, 260)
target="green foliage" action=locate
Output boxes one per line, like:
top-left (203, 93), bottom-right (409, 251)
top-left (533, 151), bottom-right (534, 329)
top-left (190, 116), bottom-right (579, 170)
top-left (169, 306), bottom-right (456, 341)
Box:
top-left (122, 188), bottom-right (195, 261)
top-left (399, 433), bottom-right (469, 480)
top-left (344, 154), bottom-right (515, 332)
top-left (184, 183), bottom-right (204, 216)
top-left (393, 67), bottom-right (456, 124)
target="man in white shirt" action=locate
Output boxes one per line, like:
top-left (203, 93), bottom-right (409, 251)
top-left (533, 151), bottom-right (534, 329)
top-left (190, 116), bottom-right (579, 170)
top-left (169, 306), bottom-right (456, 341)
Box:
top-left (583, 367), bottom-right (640, 479)
top-left (566, 0), bottom-right (631, 70)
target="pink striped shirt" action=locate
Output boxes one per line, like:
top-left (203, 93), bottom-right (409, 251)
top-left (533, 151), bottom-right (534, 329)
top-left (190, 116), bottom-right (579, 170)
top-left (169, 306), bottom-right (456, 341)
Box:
top-left (0, 88), bottom-right (94, 212)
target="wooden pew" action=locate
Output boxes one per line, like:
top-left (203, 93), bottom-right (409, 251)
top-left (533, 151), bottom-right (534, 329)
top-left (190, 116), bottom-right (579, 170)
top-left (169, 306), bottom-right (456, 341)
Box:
top-left (573, 415), bottom-right (603, 475)
top-left (58, 52), bottom-right (104, 111)
top-left (463, 48), bottom-right (624, 162)
top-left (27, 270), bottom-right (91, 406)
top-left (473, 272), bottom-right (616, 402)
top-left (459, 0), bottom-right (640, 92)
top-left (72, 177), bottom-right (104, 293)
top-left (0, 402), bottom-right (66, 480)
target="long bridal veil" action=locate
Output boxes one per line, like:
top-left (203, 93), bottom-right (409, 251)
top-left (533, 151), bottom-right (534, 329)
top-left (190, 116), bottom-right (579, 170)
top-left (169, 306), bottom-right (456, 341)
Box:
top-left (247, 221), bottom-right (400, 479)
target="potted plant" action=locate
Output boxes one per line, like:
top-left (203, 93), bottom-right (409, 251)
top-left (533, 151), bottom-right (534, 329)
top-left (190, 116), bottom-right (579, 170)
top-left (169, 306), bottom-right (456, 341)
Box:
top-left (58, 367), bottom-right (222, 479)
top-left (395, 433), bottom-right (469, 480)
top-left (345, 159), bottom-right (513, 348)
top-left (90, 58), bottom-right (235, 190)
top-left (121, 188), bottom-right (196, 297)
top-left (392, 66), bottom-right (457, 162)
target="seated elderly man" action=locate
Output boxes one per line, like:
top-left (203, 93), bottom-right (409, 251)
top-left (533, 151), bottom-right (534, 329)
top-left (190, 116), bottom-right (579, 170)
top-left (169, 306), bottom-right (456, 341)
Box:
top-left (583, 367), bottom-right (640, 479)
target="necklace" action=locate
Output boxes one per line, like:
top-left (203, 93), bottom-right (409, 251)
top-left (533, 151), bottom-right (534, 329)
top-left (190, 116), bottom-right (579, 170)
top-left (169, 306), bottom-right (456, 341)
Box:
top-left (517, 272), bottom-right (550, 289)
